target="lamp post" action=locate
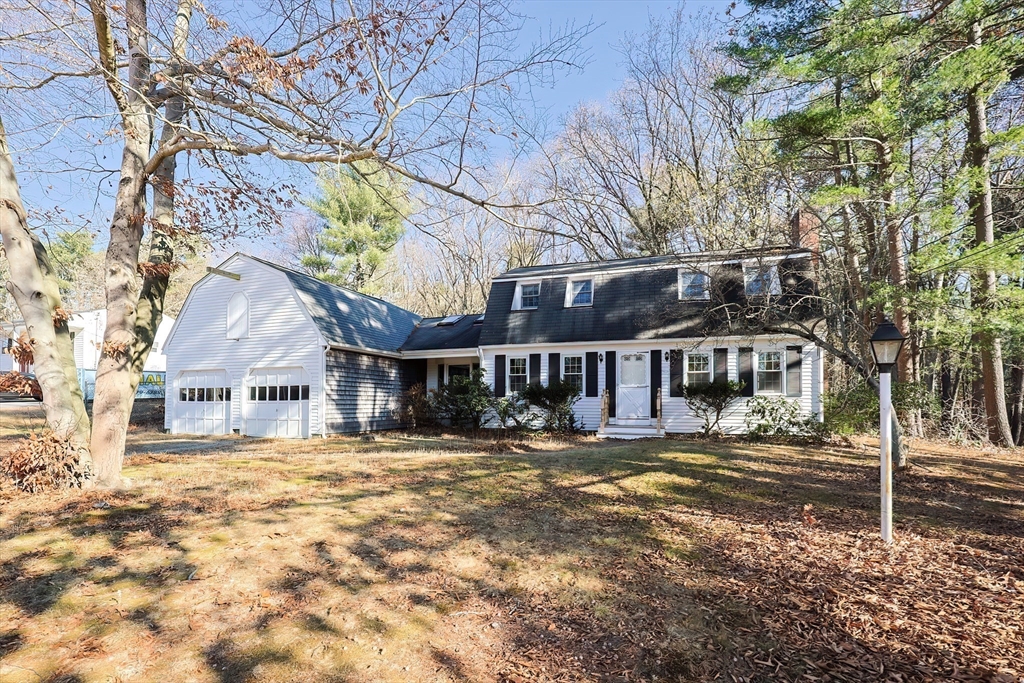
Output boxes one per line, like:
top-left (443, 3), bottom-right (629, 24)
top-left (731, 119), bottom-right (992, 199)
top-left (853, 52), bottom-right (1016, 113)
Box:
top-left (869, 318), bottom-right (906, 544)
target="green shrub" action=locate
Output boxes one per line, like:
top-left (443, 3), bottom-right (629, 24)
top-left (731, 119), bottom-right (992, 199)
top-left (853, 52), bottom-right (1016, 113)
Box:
top-left (744, 395), bottom-right (815, 437)
top-left (433, 369), bottom-right (493, 429)
top-left (680, 380), bottom-right (745, 435)
top-left (823, 381), bottom-right (939, 435)
top-left (520, 378), bottom-right (582, 434)
top-left (491, 393), bottom-right (529, 431)
top-left (400, 383), bottom-right (436, 428)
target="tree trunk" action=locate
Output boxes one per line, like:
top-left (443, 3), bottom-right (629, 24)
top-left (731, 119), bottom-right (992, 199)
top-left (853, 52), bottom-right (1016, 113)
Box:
top-left (89, 0), bottom-right (154, 487)
top-left (966, 21), bottom-right (1015, 447)
top-left (0, 116), bottom-right (93, 466)
top-left (127, 0), bottom-right (191, 404)
top-left (1010, 363), bottom-right (1024, 446)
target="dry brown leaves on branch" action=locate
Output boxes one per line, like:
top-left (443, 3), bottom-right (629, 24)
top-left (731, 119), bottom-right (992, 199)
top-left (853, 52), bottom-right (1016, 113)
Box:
top-left (9, 331), bottom-right (33, 365)
top-left (101, 340), bottom-right (131, 359)
top-left (52, 306), bottom-right (72, 327)
top-left (0, 371), bottom-right (40, 398)
top-left (137, 261), bottom-right (175, 279)
top-left (1, 431), bottom-right (89, 493)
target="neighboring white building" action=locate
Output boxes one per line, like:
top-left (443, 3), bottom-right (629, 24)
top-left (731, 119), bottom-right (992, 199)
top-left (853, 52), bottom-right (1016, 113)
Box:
top-left (1, 308), bottom-right (174, 374)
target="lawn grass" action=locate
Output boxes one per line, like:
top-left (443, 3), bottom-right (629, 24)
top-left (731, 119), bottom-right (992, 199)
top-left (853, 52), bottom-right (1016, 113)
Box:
top-left (1, 424), bottom-right (1022, 682)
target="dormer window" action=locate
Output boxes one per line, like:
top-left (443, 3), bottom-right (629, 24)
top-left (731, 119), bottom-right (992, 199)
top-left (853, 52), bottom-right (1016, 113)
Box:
top-left (678, 269), bottom-right (710, 300)
top-left (744, 263), bottom-right (781, 297)
top-left (512, 282), bottom-right (541, 310)
top-left (566, 279), bottom-right (593, 307)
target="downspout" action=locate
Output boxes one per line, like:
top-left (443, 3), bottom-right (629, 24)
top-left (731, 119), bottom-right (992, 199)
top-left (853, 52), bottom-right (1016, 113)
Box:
top-left (320, 344), bottom-right (328, 438)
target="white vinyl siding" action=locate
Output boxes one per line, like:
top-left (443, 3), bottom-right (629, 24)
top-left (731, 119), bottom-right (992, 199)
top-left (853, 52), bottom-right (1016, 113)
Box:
top-left (164, 255), bottom-right (325, 434)
top-left (478, 338), bottom-right (819, 436)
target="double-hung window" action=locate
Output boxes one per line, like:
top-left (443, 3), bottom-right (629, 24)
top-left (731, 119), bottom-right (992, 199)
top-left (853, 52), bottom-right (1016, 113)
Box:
top-left (686, 352), bottom-right (712, 386)
top-left (567, 279), bottom-right (593, 307)
top-left (514, 282), bottom-right (540, 310)
top-left (757, 351), bottom-right (783, 392)
top-left (563, 355), bottom-right (583, 391)
top-left (508, 357), bottom-right (528, 393)
top-left (678, 270), bottom-right (710, 300)
top-left (744, 263), bottom-right (781, 297)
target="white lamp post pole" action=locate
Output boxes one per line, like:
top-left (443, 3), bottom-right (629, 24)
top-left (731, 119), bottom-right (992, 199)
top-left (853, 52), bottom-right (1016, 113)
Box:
top-left (879, 369), bottom-right (893, 544)
top-left (870, 318), bottom-right (904, 545)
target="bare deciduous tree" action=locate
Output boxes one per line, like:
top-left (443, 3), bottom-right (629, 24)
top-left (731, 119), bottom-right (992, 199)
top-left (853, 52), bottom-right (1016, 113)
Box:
top-left (0, 0), bottom-right (589, 486)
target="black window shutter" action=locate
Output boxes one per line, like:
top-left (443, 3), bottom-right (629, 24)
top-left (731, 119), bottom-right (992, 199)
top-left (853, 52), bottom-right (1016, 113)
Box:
top-left (548, 352), bottom-right (560, 385)
top-left (713, 348), bottom-right (728, 384)
top-left (787, 346), bottom-right (802, 397)
top-left (529, 353), bottom-right (541, 387)
top-left (670, 350), bottom-right (684, 397)
top-left (585, 352), bottom-right (599, 397)
top-left (650, 350), bottom-right (662, 418)
top-left (605, 351), bottom-right (616, 417)
top-left (738, 348), bottom-right (754, 397)
top-left (438, 363), bottom-right (445, 386)
top-left (494, 355), bottom-right (506, 397)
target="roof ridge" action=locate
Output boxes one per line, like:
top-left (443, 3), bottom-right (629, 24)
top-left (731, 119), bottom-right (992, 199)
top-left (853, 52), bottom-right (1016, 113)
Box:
top-left (246, 254), bottom-right (417, 314)
top-left (498, 245), bottom-right (806, 278)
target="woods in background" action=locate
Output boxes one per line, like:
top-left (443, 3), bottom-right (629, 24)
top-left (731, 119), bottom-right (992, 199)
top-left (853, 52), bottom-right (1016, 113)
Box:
top-left (284, 1), bottom-right (1023, 446)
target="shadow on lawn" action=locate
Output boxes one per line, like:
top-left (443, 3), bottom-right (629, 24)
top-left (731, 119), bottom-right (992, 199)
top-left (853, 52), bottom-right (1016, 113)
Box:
top-left (1, 437), bottom-right (1022, 681)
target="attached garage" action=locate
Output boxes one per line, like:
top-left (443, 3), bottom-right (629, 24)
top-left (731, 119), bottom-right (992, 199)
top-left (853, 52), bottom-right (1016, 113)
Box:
top-left (172, 370), bottom-right (231, 435)
top-left (243, 367), bottom-right (311, 438)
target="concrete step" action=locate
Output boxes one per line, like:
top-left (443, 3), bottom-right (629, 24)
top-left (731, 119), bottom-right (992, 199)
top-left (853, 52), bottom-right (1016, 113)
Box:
top-left (597, 424), bottom-right (665, 440)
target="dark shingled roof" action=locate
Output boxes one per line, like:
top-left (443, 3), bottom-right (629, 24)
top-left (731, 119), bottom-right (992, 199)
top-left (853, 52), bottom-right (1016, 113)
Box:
top-left (401, 314), bottom-right (484, 351)
top-left (480, 250), bottom-right (820, 346)
top-left (251, 256), bottom-right (421, 354)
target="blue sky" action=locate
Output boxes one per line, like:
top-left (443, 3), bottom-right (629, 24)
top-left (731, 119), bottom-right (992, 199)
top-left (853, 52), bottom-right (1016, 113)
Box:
top-left (15, 1), bottom-right (731, 253)
top-left (520, 1), bottom-right (723, 119)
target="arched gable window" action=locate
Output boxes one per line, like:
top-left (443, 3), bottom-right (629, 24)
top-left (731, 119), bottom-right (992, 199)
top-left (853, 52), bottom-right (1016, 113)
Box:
top-left (226, 292), bottom-right (249, 340)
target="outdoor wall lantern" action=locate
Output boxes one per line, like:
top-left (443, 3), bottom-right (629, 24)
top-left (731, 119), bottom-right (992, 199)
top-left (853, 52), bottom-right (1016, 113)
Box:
top-left (869, 317), bottom-right (905, 544)
top-left (598, 353), bottom-right (604, 363)
top-left (664, 350), bottom-right (670, 362)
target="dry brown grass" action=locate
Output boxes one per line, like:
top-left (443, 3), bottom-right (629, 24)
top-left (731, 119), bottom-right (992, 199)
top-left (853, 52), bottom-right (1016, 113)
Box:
top-left (0, 427), bottom-right (1022, 682)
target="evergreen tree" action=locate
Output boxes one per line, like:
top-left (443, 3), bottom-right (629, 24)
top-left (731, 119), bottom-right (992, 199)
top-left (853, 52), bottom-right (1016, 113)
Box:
top-left (303, 161), bottom-right (409, 292)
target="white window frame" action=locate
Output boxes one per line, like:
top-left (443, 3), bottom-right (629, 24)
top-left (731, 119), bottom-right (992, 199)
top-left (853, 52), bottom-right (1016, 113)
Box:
top-left (508, 357), bottom-right (528, 393)
top-left (562, 355), bottom-right (583, 390)
top-left (756, 350), bottom-right (784, 394)
top-left (685, 351), bottom-right (712, 387)
top-left (512, 281), bottom-right (541, 310)
top-left (226, 292), bottom-right (250, 340)
top-left (564, 279), bottom-right (594, 307)
top-left (743, 262), bottom-right (782, 297)
top-left (678, 269), bottom-right (710, 300)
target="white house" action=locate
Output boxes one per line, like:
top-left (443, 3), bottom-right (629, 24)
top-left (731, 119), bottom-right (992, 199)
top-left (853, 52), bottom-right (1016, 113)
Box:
top-left (1, 309), bottom-right (173, 373)
top-left (164, 242), bottom-right (823, 439)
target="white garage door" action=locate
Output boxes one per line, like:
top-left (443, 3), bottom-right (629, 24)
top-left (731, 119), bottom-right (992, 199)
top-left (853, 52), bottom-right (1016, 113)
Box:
top-left (173, 370), bottom-right (231, 435)
top-left (243, 367), bottom-right (310, 438)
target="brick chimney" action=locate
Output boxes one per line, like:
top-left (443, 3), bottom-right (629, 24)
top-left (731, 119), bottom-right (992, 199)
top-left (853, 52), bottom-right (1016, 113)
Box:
top-left (790, 209), bottom-right (820, 265)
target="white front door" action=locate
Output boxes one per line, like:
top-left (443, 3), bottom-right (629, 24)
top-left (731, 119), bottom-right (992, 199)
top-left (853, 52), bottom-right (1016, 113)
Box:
top-left (617, 352), bottom-right (650, 424)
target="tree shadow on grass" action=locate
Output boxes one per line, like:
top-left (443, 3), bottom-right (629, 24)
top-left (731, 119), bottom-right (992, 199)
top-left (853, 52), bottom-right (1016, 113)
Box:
top-left (1, 437), bottom-right (1021, 681)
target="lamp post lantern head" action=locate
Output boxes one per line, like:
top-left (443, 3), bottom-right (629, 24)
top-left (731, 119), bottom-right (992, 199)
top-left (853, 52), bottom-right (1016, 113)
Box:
top-left (870, 318), bottom-right (905, 373)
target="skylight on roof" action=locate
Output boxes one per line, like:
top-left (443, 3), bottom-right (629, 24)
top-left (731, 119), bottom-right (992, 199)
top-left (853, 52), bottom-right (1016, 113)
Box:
top-left (437, 315), bottom-right (465, 327)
